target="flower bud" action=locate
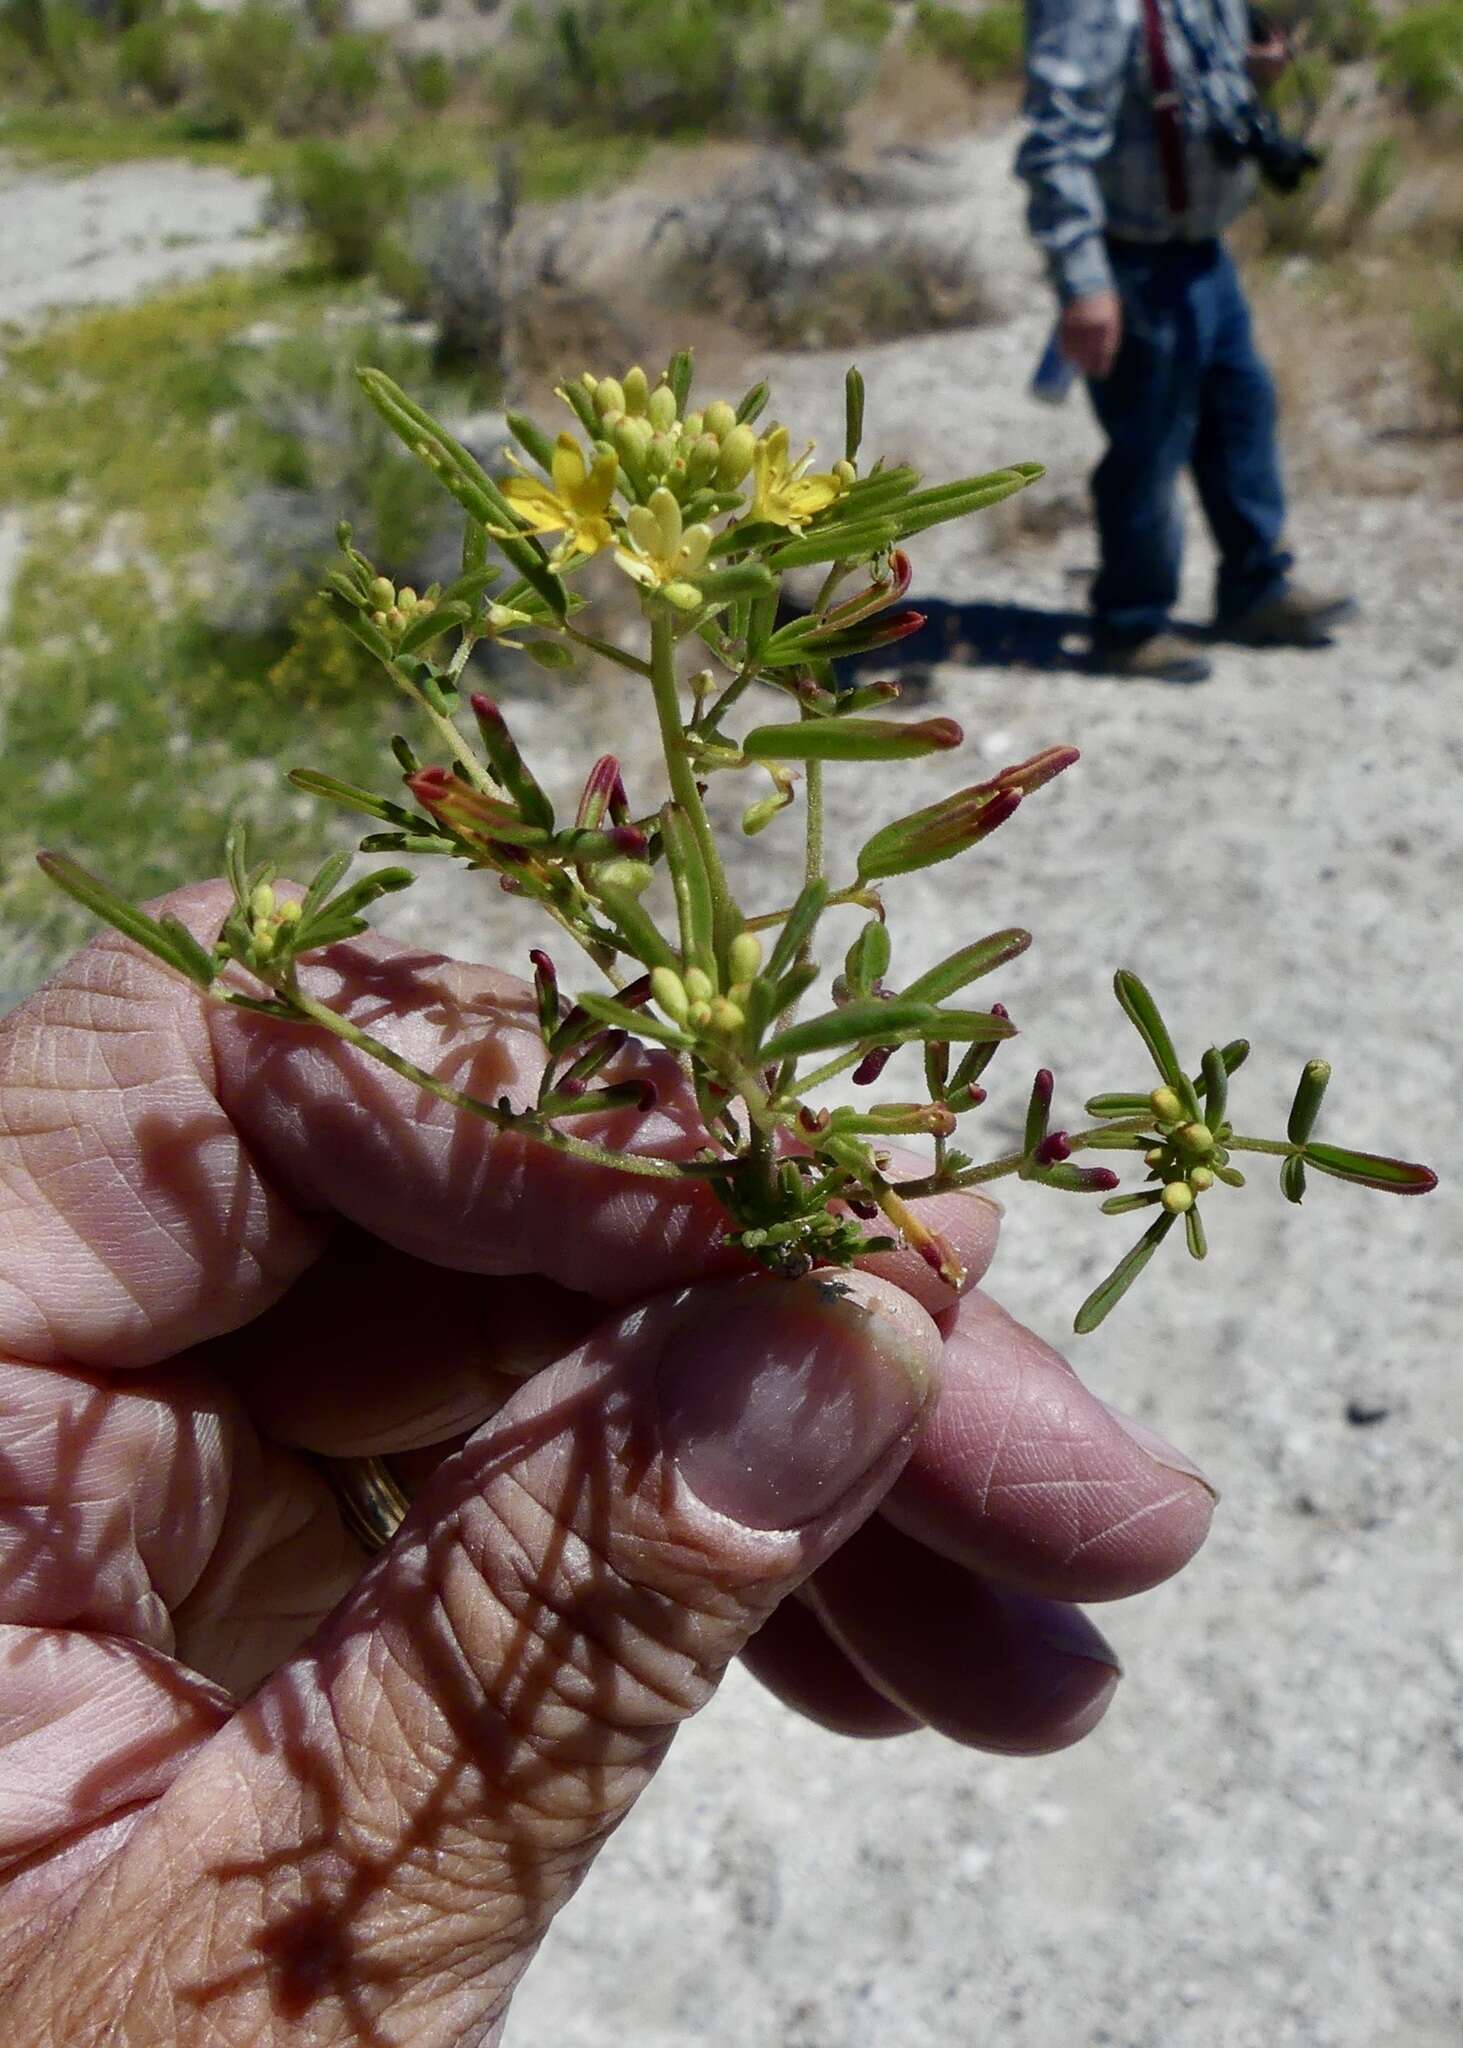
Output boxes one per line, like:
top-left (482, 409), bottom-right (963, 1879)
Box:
top-left (728, 931), bottom-right (763, 983)
top-left (833, 458), bottom-right (856, 487)
top-left (396, 587), bottom-right (419, 614)
top-left (276, 900), bottom-right (302, 924)
top-left (1144, 1146), bottom-right (1166, 1168)
top-left (622, 366), bottom-right (650, 415)
top-left (716, 423), bottom-right (757, 487)
top-left (249, 881), bottom-right (275, 920)
top-left (370, 609), bottom-right (389, 628)
top-left (385, 607), bottom-right (405, 631)
top-left (1189, 1165), bottom-right (1215, 1191)
top-left (1176, 1121), bottom-right (1214, 1156)
top-left (1149, 1085), bottom-right (1184, 1123)
top-left (596, 857), bottom-right (653, 896)
top-left (650, 966), bottom-right (690, 1027)
top-left (708, 997), bottom-right (745, 1034)
top-left (686, 434), bottom-right (721, 487)
top-left (703, 399), bottom-right (737, 439)
top-left (683, 966), bottom-right (714, 1005)
top-left (1161, 1181), bottom-right (1195, 1214)
top-left (594, 376), bottom-right (625, 418)
top-left (368, 575), bottom-right (395, 607)
top-left (646, 433), bottom-right (676, 477)
top-left (664, 581), bottom-right (705, 612)
top-left (614, 414), bottom-right (653, 457)
top-left (688, 1000), bottom-right (712, 1028)
top-left (647, 384), bottom-right (678, 431)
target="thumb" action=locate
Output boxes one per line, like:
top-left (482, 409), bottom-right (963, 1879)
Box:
top-left (25, 1272), bottom-right (937, 2046)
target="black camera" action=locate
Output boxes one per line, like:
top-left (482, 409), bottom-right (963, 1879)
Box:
top-left (1212, 105), bottom-right (1323, 194)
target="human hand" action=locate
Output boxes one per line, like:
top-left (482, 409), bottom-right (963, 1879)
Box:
top-left (0, 887), bottom-right (1216, 2044)
top-left (1060, 289), bottom-right (1124, 380)
top-left (1247, 28), bottom-right (1291, 90)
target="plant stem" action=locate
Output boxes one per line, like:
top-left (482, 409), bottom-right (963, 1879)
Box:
top-left (563, 625), bottom-right (654, 677)
top-left (274, 984), bottom-right (686, 1182)
top-left (384, 660), bottom-right (495, 795)
top-left (1225, 1134), bottom-right (1299, 1157)
top-left (648, 605), bottom-right (736, 947)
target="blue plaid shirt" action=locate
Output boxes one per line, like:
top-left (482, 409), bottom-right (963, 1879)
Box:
top-left (1016, 0), bottom-right (1260, 303)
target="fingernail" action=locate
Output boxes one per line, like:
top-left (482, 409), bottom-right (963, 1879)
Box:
top-left (956, 1186), bottom-right (1003, 1217)
top-left (657, 1274), bottom-right (936, 1531)
top-left (1028, 1595), bottom-right (1124, 1677)
top-left (1102, 1400), bottom-right (1219, 1500)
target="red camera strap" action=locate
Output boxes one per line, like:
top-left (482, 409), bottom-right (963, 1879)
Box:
top-left (1142, 0), bottom-right (1191, 220)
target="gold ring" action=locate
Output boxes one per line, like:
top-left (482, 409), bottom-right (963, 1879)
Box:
top-left (321, 1454), bottom-right (413, 1556)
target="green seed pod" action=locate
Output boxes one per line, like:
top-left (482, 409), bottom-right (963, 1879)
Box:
top-left (686, 434), bottom-right (721, 487)
top-left (728, 931), bottom-right (763, 983)
top-left (647, 384), bottom-right (678, 431)
top-left (716, 423), bottom-right (757, 487)
top-left (650, 966), bottom-right (690, 1027)
top-left (703, 399), bottom-right (737, 439)
top-left (623, 366), bottom-right (650, 415)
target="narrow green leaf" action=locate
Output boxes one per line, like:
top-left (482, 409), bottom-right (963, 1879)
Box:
top-left (764, 879), bottom-right (829, 983)
top-left (574, 989), bottom-right (694, 1049)
top-left (1184, 1205), bottom-right (1208, 1260)
top-left (326, 591), bottom-right (395, 663)
top-left (397, 600), bottom-right (472, 656)
top-left (743, 717), bottom-right (962, 763)
top-left (844, 366), bottom-right (865, 463)
top-left (300, 849), bottom-right (352, 925)
top-left (594, 881), bottom-right (678, 971)
top-left (1302, 1142), bottom-right (1437, 1195)
top-left (224, 820), bottom-right (248, 904)
top-left (843, 919), bottom-right (891, 997)
top-left (461, 517), bottom-right (489, 576)
top-left (1199, 1046), bottom-right (1230, 1132)
top-left (1073, 1213), bottom-right (1178, 1334)
top-left (1280, 1152), bottom-right (1307, 1204)
top-left (735, 378), bottom-right (769, 424)
top-left (1085, 1092), bottom-right (1157, 1119)
top-left (766, 520), bottom-right (900, 570)
top-left (901, 929), bottom-right (1031, 1005)
top-left (666, 349), bottom-right (695, 411)
top-left (155, 914), bottom-right (220, 988)
top-left (1112, 971), bottom-right (1198, 1112)
top-left (1100, 1189), bottom-right (1165, 1215)
top-left (506, 409), bottom-right (556, 471)
top-left (1287, 1059), bottom-right (1332, 1144)
top-left (36, 854), bottom-right (215, 987)
top-left (289, 769), bottom-right (415, 827)
top-left (659, 803), bottom-right (715, 970)
top-left (762, 999), bottom-right (1014, 1065)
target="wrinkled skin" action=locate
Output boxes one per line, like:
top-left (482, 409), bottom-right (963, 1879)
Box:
top-left (0, 886), bottom-right (1216, 2045)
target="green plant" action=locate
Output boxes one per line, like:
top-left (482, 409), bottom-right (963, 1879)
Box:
top-left (274, 138), bottom-right (411, 277)
top-left (1268, 0), bottom-right (1379, 62)
top-left (42, 355), bottom-right (1438, 1331)
top-left (912, 1), bottom-right (1024, 89)
top-left (401, 47), bottom-right (455, 113)
top-left (116, 11), bottom-right (191, 106)
top-left (195, 0), bottom-right (302, 136)
top-left (1416, 263), bottom-right (1463, 418)
top-left (298, 26), bottom-right (387, 128)
top-left (1380, 3), bottom-right (1463, 118)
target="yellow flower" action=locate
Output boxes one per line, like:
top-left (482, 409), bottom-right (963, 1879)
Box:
top-left (614, 488), bottom-right (713, 611)
top-left (750, 426), bottom-right (845, 532)
top-left (500, 434), bottom-right (617, 562)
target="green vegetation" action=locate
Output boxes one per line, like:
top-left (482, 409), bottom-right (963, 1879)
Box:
top-left (0, 272), bottom-right (491, 983)
top-left (911, 1), bottom-right (1024, 89)
top-left (1379, 3), bottom-right (1463, 118)
top-left (1417, 266), bottom-right (1463, 420)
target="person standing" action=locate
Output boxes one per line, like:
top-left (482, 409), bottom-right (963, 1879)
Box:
top-left (1016, 0), bottom-right (1355, 682)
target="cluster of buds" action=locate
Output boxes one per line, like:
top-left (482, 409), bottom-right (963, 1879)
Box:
top-left (649, 931), bottom-right (764, 1040)
top-left (574, 368), bottom-right (760, 501)
top-left (244, 880), bottom-right (301, 961)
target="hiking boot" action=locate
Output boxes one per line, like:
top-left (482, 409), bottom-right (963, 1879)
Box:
top-left (1093, 630), bottom-right (1212, 684)
top-left (1220, 583), bottom-right (1357, 647)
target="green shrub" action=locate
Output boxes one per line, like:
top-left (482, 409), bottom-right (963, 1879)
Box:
top-left (0, 0), bottom-right (106, 96)
top-left (196, 0), bottom-right (302, 136)
top-left (401, 48), bottom-right (455, 113)
top-left (274, 140), bottom-right (411, 278)
top-left (297, 27), bottom-right (388, 128)
top-left (1380, 3), bottom-right (1463, 118)
top-left (505, 0), bottom-right (886, 146)
top-left (1267, 0), bottom-right (1379, 62)
top-left (1416, 266), bottom-right (1463, 418)
top-left (116, 12), bottom-right (190, 106)
top-left (912, 0), bottom-right (1024, 88)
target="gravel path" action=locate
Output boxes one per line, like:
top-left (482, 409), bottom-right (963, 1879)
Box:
top-left (0, 153), bottom-right (285, 331)
top-left (4, 131), bottom-right (1460, 2048)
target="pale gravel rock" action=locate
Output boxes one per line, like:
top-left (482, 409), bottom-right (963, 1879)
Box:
top-left (0, 155), bottom-right (286, 330)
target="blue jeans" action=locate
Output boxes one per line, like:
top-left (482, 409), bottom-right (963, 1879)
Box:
top-left (1086, 238), bottom-right (1291, 642)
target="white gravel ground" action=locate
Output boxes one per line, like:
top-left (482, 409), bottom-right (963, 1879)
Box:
top-left (4, 127), bottom-right (1460, 2048)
